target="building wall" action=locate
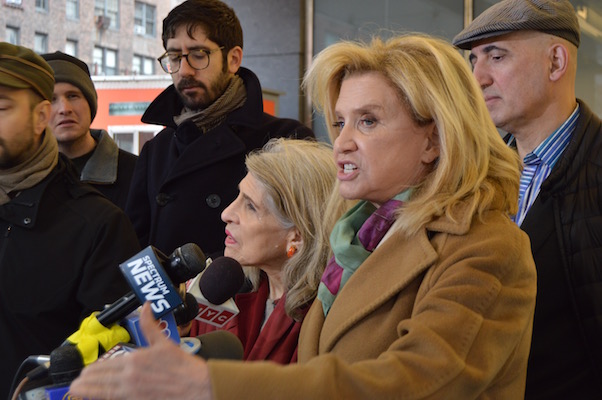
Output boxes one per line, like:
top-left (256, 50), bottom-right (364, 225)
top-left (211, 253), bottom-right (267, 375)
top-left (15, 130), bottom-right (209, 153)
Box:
top-left (0, 0), bottom-right (175, 75)
top-left (1, 0), bottom-right (305, 122)
top-left (3, 0), bottom-right (600, 128)
top-left (223, 0), bottom-right (307, 121)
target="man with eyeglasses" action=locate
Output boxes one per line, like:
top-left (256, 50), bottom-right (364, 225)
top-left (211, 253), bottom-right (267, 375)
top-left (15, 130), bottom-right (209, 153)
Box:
top-left (126, 0), bottom-right (314, 259)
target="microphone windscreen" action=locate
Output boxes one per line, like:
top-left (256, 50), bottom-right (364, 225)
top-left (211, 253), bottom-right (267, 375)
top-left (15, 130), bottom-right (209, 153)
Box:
top-left (167, 243), bottom-right (207, 284)
top-left (196, 331), bottom-right (244, 360)
top-left (173, 292), bottom-right (200, 325)
top-left (49, 345), bottom-right (84, 384)
top-left (199, 256), bottom-right (245, 305)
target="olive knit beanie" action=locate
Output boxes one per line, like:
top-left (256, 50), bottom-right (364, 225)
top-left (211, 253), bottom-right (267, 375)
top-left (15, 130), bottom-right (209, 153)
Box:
top-left (0, 42), bottom-right (54, 101)
top-left (42, 51), bottom-right (98, 121)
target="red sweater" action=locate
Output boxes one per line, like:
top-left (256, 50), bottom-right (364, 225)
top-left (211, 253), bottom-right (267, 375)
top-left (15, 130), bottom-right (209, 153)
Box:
top-left (190, 275), bottom-right (307, 364)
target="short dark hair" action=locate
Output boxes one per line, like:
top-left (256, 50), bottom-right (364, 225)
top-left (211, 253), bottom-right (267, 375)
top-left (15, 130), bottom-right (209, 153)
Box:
top-left (162, 0), bottom-right (243, 66)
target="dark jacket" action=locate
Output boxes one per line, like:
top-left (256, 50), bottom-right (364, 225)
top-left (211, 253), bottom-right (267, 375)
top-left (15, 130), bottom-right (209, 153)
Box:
top-left (0, 155), bottom-right (141, 399)
top-left (78, 129), bottom-right (137, 211)
top-left (191, 274), bottom-right (306, 364)
top-left (523, 100), bottom-right (602, 399)
top-left (126, 67), bottom-right (314, 257)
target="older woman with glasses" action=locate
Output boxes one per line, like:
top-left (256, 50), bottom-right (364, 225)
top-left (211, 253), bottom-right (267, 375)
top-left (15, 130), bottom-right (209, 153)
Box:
top-left (71, 33), bottom-right (537, 400)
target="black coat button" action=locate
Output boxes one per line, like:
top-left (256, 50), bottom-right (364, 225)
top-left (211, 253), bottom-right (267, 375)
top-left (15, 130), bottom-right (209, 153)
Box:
top-left (206, 194), bottom-right (221, 208)
top-left (156, 193), bottom-right (172, 206)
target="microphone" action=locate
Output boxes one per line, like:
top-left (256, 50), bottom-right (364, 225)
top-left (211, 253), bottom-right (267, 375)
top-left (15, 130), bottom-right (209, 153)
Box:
top-left (187, 257), bottom-right (245, 328)
top-left (98, 243), bottom-right (206, 326)
top-left (200, 257), bottom-right (246, 305)
top-left (48, 346), bottom-right (84, 385)
top-left (112, 244), bottom-right (206, 347)
top-left (123, 309), bottom-right (181, 347)
top-left (14, 246), bottom-right (206, 400)
top-left (173, 292), bottom-right (201, 326)
top-left (14, 347), bottom-right (83, 400)
top-left (181, 331), bottom-right (244, 360)
top-left (61, 244), bottom-right (205, 365)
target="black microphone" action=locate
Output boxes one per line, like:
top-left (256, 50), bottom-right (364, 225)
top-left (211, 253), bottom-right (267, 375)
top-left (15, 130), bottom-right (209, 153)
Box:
top-left (199, 256), bottom-right (245, 305)
top-left (14, 347), bottom-right (84, 400)
top-left (173, 292), bottom-right (200, 326)
top-left (48, 346), bottom-right (84, 385)
top-left (181, 331), bottom-right (244, 360)
top-left (97, 243), bottom-right (206, 327)
top-left (186, 256), bottom-right (245, 328)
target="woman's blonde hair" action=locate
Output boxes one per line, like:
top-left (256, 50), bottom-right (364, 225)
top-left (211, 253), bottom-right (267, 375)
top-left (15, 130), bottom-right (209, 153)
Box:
top-left (244, 138), bottom-right (347, 321)
top-left (303, 33), bottom-right (521, 236)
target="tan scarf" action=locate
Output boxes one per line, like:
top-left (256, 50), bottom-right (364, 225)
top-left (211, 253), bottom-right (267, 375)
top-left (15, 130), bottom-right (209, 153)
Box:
top-left (173, 75), bottom-right (247, 133)
top-left (0, 130), bottom-right (59, 205)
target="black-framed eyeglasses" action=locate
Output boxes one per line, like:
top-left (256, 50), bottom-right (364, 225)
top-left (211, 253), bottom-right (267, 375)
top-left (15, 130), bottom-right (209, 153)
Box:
top-left (157, 46), bottom-right (224, 74)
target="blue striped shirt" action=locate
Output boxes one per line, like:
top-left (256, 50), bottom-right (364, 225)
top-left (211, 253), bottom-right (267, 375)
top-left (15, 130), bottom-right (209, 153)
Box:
top-left (510, 105), bottom-right (579, 226)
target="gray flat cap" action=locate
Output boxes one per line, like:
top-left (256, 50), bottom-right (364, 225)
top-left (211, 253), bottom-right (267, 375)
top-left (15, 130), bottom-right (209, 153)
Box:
top-left (453, 0), bottom-right (580, 50)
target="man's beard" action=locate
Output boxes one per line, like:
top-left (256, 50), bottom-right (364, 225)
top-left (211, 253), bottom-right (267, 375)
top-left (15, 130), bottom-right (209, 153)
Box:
top-left (176, 70), bottom-right (231, 110)
top-left (0, 116), bottom-right (36, 169)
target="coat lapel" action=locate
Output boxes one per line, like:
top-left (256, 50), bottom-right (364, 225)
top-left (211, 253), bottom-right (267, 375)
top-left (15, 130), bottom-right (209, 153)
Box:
top-left (520, 195), bottom-right (555, 254)
top-left (318, 227), bottom-right (438, 353)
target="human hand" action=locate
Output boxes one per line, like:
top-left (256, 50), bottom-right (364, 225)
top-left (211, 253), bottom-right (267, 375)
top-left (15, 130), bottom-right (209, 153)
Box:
top-left (69, 302), bottom-right (214, 400)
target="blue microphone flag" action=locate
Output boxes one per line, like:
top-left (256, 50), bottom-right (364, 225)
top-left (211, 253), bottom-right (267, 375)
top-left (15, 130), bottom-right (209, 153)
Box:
top-left (118, 246), bottom-right (183, 318)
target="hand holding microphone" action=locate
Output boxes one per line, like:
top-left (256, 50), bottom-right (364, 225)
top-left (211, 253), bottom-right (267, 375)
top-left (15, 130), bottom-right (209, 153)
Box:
top-left (98, 243), bottom-right (207, 326)
top-left (11, 244), bottom-right (210, 400)
top-left (69, 302), bottom-right (240, 400)
top-left (48, 244), bottom-right (206, 373)
top-left (65, 257), bottom-right (246, 399)
top-left (65, 243), bottom-right (206, 360)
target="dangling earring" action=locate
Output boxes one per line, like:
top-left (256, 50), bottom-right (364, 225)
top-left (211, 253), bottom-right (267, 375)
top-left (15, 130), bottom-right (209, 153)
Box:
top-left (286, 246), bottom-right (297, 258)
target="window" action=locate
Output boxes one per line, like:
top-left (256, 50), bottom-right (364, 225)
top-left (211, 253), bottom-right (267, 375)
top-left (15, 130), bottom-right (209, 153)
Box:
top-left (312, 0), bottom-right (464, 140)
top-left (93, 46), bottom-right (117, 75)
top-left (134, 2), bottom-right (156, 36)
top-left (66, 0), bottom-right (79, 20)
top-left (6, 26), bottom-right (19, 45)
top-left (35, 0), bottom-right (48, 12)
top-left (94, 0), bottom-right (119, 30)
top-left (132, 55), bottom-right (154, 75)
top-left (65, 40), bottom-right (78, 57)
top-left (108, 127), bottom-right (161, 155)
top-left (34, 32), bottom-right (48, 53)
top-left (113, 132), bottom-right (134, 153)
top-left (5, 0), bottom-right (22, 6)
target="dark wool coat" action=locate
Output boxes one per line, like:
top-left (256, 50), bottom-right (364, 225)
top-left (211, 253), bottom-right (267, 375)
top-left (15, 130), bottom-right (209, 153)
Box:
top-left (0, 154), bottom-right (141, 398)
top-left (78, 129), bottom-right (137, 211)
top-left (125, 67), bottom-right (314, 258)
top-left (523, 100), bottom-right (602, 399)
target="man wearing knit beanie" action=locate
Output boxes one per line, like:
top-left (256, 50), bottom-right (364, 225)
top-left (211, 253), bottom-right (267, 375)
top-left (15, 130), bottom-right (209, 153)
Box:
top-left (42, 51), bottom-right (137, 210)
top-left (0, 43), bottom-right (140, 400)
top-left (453, 1), bottom-right (602, 398)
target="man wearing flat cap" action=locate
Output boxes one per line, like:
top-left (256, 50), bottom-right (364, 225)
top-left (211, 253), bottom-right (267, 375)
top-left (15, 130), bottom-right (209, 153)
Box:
top-left (0, 43), bottom-right (140, 399)
top-left (42, 51), bottom-right (137, 211)
top-left (454, 1), bottom-right (602, 398)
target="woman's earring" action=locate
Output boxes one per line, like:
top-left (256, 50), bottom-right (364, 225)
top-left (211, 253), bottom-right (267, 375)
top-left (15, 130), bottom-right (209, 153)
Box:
top-left (286, 246), bottom-right (297, 258)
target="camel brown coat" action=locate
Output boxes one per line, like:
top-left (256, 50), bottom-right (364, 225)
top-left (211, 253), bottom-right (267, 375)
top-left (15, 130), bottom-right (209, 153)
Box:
top-left (208, 198), bottom-right (537, 399)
